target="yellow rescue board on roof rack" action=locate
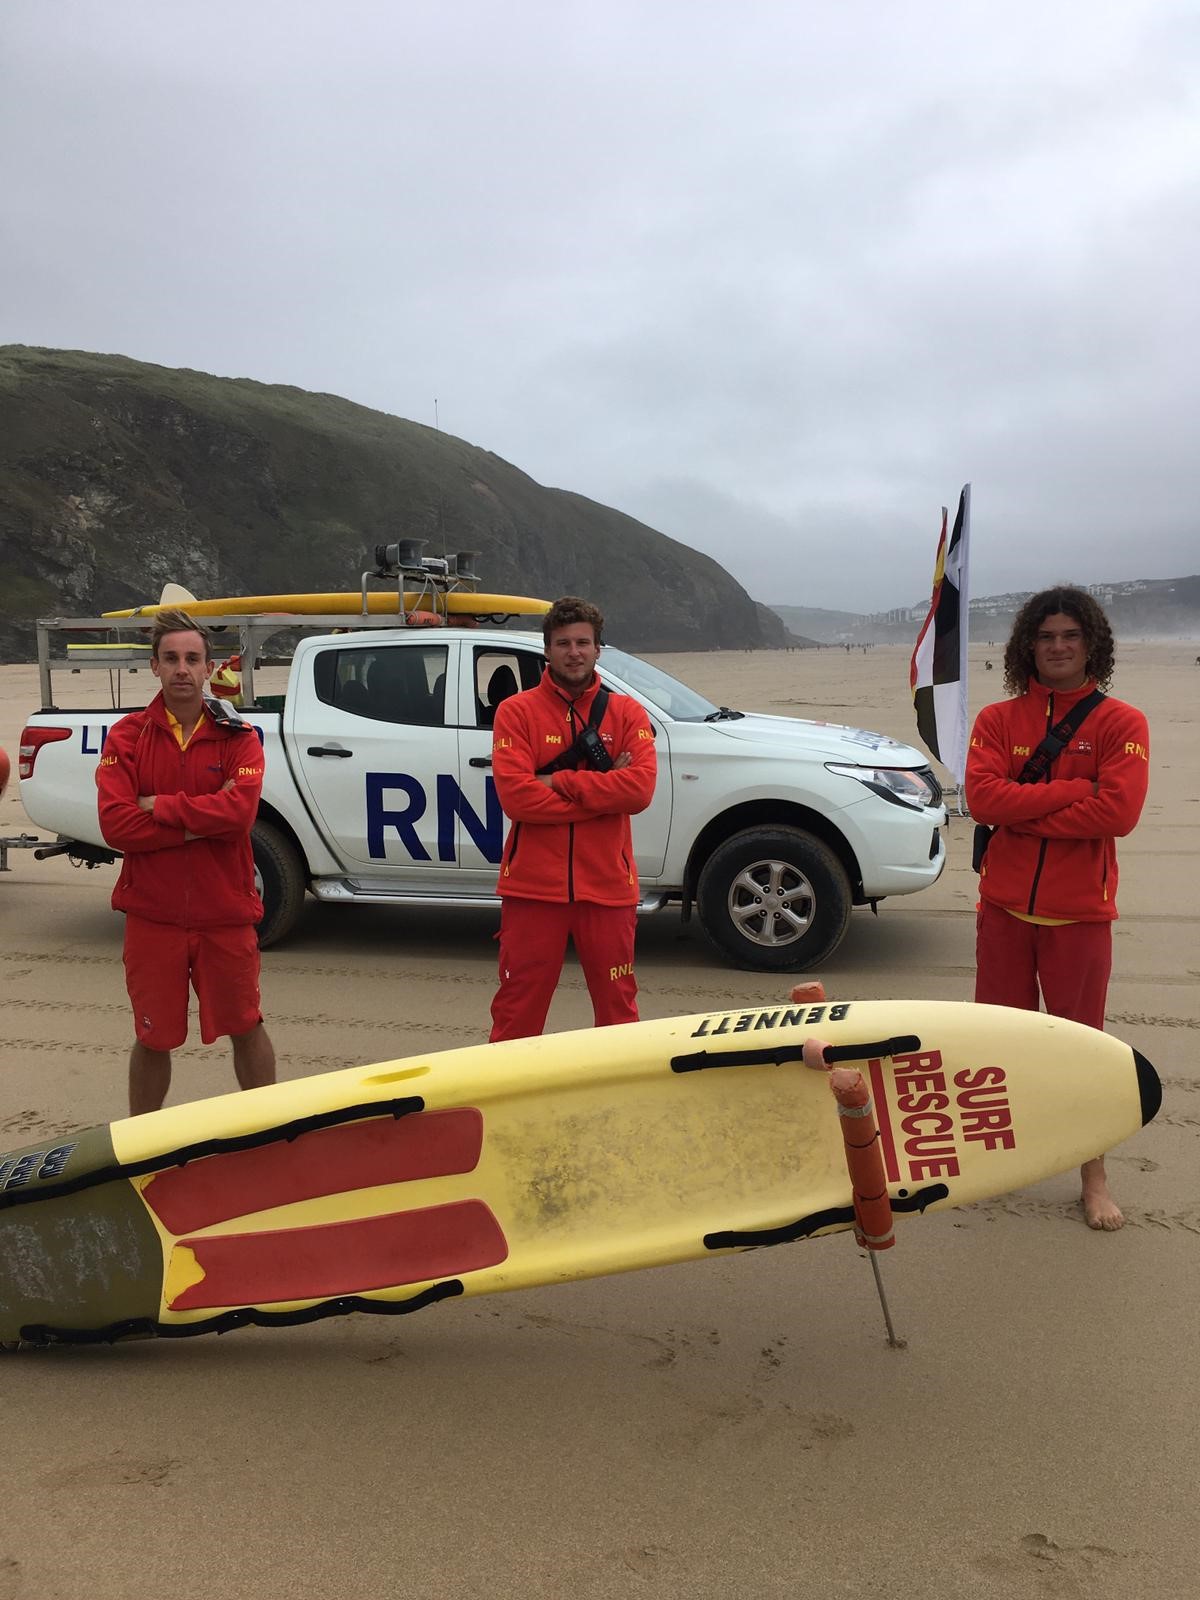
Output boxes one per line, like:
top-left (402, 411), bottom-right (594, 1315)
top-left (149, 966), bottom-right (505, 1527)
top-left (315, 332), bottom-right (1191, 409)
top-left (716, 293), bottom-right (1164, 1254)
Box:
top-left (102, 592), bottom-right (552, 620)
top-left (66, 643), bottom-right (151, 653)
top-left (0, 1000), bottom-right (1161, 1349)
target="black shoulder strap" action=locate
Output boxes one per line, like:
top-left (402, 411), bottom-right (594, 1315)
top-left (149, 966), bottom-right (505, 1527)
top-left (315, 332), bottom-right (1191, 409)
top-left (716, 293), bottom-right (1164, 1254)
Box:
top-left (203, 693), bottom-right (248, 732)
top-left (535, 686), bottom-right (611, 775)
top-left (1018, 689), bottom-right (1104, 784)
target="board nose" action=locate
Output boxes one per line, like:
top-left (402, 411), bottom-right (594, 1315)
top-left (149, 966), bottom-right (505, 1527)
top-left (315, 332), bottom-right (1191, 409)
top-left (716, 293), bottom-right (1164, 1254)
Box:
top-left (1134, 1050), bottom-right (1162, 1126)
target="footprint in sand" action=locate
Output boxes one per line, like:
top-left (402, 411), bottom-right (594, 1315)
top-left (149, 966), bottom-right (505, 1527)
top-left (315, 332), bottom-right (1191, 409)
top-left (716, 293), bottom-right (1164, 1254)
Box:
top-left (659, 1395), bottom-right (854, 1457)
top-left (517, 1309), bottom-right (681, 1370)
top-left (1111, 1154), bottom-right (1159, 1173)
top-left (971, 1531), bottom-right (1128, 1596)
top-left (752, 1335), bottom-right (789, 1382)
top-left (358, 1339), bottom-right (409, 1366)
top-left (793, 1410), bottom-right (856, 1450)
top-left (38, 1454), bottom-right (181, 1490)
top-left (620, 1544), bottom-right (679, 1579)
top-left (0, 1110), bottom-right (43, 1138)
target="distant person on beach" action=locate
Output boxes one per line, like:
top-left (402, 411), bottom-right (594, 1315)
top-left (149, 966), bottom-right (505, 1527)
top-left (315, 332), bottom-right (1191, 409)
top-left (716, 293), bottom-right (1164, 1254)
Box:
top-left (96, 609), bottom-right (276, 1114)
top-left (488, 596), bottom-right (657, 1041)
top-left (965, 585), bottom-right (1149, 1230)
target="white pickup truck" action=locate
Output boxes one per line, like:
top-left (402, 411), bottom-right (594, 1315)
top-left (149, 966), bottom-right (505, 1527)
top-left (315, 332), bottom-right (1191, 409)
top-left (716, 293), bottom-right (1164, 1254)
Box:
top-left (18, 620), bottom-right (946, 970)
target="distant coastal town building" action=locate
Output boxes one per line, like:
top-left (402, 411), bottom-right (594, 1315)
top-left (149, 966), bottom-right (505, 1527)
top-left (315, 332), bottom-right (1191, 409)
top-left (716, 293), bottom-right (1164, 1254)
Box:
top-left (776, 573), bottom-right (1193, 647)
top-left (867, 578), bottom-right (1153, 628)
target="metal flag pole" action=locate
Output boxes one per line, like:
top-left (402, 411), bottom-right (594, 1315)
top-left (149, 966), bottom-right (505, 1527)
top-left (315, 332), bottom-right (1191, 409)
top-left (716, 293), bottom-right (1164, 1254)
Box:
top-left (868, 1251), bottom-right (902, 1349)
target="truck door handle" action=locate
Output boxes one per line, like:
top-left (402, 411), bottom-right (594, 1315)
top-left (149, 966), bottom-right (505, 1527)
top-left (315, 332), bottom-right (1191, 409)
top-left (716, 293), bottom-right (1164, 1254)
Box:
top-left (307, 743), bottom-right (353, 758)
top-left (469, 756), bottom-right (492, 768)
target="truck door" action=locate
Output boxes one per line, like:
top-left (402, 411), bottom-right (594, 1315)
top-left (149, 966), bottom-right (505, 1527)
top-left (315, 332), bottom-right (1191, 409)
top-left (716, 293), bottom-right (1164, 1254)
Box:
top-left (287, 638), bottom-right (460, 877)
top-left (454, 643), bottom-right (545, 885)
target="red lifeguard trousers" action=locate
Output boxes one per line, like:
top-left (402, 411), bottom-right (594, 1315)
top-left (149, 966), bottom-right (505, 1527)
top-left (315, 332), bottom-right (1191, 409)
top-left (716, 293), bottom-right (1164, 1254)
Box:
top-left (489, 898), bottom-right (639, 1042)
top-left (974, 901), bottom-right (1112, 1029)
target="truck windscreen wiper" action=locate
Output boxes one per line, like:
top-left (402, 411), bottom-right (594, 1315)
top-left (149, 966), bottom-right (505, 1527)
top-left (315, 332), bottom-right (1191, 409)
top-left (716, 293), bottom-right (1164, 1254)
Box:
top-left (704, 706), bottom-right (745, 721)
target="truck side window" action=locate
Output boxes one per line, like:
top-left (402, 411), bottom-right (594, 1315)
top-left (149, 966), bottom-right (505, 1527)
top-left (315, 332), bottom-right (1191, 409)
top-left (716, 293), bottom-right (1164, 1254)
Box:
top-left (315, 646), bottom-right (449, 727)
top-left (474, 649), bottom-right (541, 727)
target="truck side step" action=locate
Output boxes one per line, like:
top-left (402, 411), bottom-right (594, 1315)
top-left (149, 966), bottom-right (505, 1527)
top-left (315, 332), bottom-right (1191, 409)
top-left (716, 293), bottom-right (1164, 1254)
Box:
top-left (309, 880), bottom-right (667, 915)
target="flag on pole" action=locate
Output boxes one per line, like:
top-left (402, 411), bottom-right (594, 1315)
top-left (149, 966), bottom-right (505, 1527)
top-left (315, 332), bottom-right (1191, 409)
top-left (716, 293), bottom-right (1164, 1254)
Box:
top-left (910, 484), bottom-right (971, 789)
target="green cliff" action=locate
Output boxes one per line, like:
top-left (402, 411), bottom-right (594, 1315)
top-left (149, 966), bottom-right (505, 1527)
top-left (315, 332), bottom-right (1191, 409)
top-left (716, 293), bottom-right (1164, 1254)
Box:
top-left (0, 346), bottom-right (788, 661)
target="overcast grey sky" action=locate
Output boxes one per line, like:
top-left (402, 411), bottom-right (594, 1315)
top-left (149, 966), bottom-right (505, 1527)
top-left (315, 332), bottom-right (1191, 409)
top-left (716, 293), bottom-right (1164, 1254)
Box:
top-left (3, 1), bottom-right (1197, 611)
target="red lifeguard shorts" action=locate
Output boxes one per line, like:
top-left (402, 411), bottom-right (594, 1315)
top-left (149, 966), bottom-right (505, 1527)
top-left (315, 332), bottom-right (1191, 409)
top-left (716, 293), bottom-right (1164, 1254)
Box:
top-left (123, 915), bottom-right (263, 1051)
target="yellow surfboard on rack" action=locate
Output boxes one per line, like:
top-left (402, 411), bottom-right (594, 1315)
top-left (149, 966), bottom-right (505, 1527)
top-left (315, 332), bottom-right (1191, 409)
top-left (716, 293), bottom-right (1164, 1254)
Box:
top-left (0, 1000), bottom-right (1160, 1347)
top-left (103, 591), bottom-right (552, 620)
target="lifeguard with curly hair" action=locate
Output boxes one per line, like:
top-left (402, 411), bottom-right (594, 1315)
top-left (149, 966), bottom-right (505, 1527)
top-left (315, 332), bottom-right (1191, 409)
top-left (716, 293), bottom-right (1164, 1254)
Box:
top-left (966, 585), bottom-right (1149, 1230)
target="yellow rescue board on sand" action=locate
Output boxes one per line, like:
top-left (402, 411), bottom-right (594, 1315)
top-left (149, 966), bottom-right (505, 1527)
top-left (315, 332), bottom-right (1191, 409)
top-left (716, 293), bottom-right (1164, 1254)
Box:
top-left (0, 1001), bottom-right (1160, 1347)
top-left (102, 591), bottom-right (551, 619)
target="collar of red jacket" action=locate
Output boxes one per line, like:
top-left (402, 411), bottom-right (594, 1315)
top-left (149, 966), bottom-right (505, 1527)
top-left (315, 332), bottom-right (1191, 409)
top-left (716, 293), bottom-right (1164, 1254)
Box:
top-left (1025, 676), bottom-right (1100, 714)
top-left (146, 690), bottom-right (223, 740)
top-left (537, 668), bottom-right (603, 718)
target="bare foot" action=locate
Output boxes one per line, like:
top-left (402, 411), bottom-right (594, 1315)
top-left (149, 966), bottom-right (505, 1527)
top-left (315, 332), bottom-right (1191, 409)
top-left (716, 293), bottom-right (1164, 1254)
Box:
top-left (1081, 1157), bottom-right (1124, 1231)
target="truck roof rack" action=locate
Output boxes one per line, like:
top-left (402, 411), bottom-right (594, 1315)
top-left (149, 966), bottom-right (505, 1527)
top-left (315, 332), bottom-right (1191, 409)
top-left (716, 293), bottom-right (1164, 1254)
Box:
top-left (32, 611), bottom-right (526, 713)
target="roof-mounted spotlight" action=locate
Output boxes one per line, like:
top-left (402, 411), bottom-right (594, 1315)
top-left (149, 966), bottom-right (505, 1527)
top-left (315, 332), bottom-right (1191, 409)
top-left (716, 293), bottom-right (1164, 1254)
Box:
top-left (374, 539), bottom-right (428, 575)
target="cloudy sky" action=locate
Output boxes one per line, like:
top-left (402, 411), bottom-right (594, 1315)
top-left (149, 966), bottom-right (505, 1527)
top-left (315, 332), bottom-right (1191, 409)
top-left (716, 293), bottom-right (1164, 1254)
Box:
top-left (3, 1), bottom-right (1197, 611)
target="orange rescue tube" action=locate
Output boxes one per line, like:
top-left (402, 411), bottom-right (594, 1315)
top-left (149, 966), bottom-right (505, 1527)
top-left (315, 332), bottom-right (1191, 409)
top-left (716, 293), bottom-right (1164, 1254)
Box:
top-left (828, 1066), bottom-right (895, 1252)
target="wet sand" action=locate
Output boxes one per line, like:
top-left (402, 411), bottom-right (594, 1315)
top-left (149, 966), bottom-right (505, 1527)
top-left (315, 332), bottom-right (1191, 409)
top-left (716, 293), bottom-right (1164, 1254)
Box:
top-left (1, 641), bottom-right (1197, 1599)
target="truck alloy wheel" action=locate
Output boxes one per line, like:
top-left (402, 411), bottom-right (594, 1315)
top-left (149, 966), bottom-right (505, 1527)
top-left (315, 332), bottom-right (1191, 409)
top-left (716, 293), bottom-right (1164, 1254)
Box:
top-left (696, 826), bottom-right (852, 971)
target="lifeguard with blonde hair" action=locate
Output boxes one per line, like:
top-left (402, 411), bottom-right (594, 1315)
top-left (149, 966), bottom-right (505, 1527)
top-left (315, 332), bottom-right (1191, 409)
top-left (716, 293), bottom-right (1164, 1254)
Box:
top-left (96, 609), bottom-right (276, 1113)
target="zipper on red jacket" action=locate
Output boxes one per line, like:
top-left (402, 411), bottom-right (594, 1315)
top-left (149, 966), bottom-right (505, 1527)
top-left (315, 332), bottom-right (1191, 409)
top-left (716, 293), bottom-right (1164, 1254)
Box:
top-left (1026, 840), bottom-right (1050, 915)
top-left (180, 744), bottom-right (192, 924)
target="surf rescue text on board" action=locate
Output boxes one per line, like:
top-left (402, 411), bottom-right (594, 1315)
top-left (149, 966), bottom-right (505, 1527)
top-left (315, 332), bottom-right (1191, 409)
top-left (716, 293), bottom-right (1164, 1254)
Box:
top-left (876, 1049), bottom-right (1015, 1184)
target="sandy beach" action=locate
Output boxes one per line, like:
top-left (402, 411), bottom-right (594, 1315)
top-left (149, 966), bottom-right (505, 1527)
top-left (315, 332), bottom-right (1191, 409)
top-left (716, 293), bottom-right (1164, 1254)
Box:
top-left (1, 640), bottom-right (1197, 1600)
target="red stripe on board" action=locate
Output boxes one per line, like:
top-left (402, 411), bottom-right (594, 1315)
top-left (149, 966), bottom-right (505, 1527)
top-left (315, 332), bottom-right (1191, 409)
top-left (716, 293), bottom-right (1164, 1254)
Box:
top-left (167, 1199), bottom-right (508, 1310)
top-left (868, 1059), bottom-right (900, 1184)
top-left (142, 1108), bottom-right (483, 1234)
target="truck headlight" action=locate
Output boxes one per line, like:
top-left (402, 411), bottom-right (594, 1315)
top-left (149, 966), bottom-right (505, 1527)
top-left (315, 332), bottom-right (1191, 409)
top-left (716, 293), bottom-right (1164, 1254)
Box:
top-left (826, 763), bottom-right (942, 811)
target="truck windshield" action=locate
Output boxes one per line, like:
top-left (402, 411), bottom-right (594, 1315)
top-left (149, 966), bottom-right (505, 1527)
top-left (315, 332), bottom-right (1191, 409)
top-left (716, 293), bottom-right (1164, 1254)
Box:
top-left (600, 648), bottom-right (719, 722)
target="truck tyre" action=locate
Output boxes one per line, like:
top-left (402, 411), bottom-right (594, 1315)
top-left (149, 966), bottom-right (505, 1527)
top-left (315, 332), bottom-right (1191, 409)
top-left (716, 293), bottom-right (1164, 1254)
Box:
top-left (696, 827), bottom-right (852, 971)
top-left (252, 820), bottom-right (307, 949)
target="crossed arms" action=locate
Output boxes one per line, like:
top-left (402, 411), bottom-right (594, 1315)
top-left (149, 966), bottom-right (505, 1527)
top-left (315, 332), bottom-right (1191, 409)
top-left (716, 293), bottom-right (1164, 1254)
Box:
top-left (491, 701), bottom-right (657, 824)
top-left (966, 708), bottom-right (1149, 841)
top-left (97, 722), bottom-right (263, 853)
